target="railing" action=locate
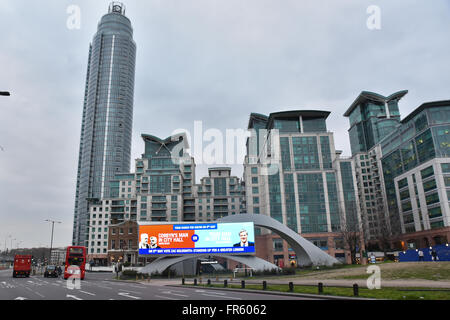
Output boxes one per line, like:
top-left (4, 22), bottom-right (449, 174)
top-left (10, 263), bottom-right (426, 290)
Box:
top-left (181, 278), bottom-right (363, 297)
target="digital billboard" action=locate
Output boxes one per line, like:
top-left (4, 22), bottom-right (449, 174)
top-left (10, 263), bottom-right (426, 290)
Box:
top-left (138, 222), bottom-right (255, 256)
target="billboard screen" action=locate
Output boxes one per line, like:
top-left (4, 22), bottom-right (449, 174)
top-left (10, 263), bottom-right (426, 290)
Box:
top-left (138, 222), bottom-right (255, 256)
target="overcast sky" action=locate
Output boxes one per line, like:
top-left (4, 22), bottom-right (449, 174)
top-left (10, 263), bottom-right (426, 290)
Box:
top-left (1, 0), bottom-right (449, 249)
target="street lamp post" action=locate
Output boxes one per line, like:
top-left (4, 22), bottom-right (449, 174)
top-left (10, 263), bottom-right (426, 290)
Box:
top-left (4, 235), bottom-right (11, 253)
top-left (45, 219), bottom-right (61, 265)
top-left (10, 238), bottom-right (16, 255)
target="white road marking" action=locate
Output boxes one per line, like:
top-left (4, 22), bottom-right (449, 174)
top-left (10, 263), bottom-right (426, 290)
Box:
top-left (201, 293), bottom-right (243, 300)
top-left (118, 289), bottom-right (141, 294)
top-left (118, 292), bottom-right (141, 300)
top-left (95, 285), bottom-right (113, 289)
top-left (80, 290), bottom-right (96, 296)
top-left (160, 290), bottom-right (189, 298)
top-left (34, 292), bottom-right (45, 298)
top-left (154, 295), bottom-right (177, 300)
top-left (201, 291), bottom-right (227, 296)
top-left (14, 297), bottom-right (27, 300)
top-left (66, 294), bottom-right (82, 300)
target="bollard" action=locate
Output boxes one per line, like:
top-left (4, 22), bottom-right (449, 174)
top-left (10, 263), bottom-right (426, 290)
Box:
top-left (224, 279), bottom-right (228, 288)
top-left (182, 278), bottom-right (185, 285)
top-left (263, 281), bottom-right (267, 290)
top-left (318, 282), bottom-right (323, 294)
top-left (207, 279), bottom-right (211, 285)
top-left (353, 284), bottom-right (359, 296)
top-left (289, 282), bottom-right (294, 292)
top-left (241, 280), bottom-right (245, 289)
top-left (194, 278), bottom-right (198, 286)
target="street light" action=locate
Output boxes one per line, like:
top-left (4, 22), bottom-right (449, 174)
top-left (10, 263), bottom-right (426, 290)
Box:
top-left (11, 238), bottom-right (16, 254)
top-left (4, 235), bottom-right (11, 253)
top-left (45, 219), bottom-right (61, 265)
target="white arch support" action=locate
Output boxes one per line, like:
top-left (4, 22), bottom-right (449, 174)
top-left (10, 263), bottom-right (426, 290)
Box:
top-left (218, 214), bottom-right (340, 267)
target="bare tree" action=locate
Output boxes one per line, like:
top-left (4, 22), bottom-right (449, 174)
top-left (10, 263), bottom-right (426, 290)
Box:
top-left (339, 215), bottom-right (363, 265)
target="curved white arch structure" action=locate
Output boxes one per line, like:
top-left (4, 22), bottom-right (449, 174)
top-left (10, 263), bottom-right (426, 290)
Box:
top-left (139, 214), bottom-right (340, 275)
top-left (218, 214), bottom-right (340, 267)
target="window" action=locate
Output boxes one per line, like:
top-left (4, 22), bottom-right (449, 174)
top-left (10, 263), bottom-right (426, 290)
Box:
top-left (251, 167), bottom-right (258, 175)
top-left (441, 163), bottom-right (450, 173)
top-left (273, 239), bottom-right (284, 251)
top-left (425, 193), bottom-right (440, 205)
top-left (423, 179), bottom-right (437, 192)
top-left (421, 166), bottom-right (434, 180)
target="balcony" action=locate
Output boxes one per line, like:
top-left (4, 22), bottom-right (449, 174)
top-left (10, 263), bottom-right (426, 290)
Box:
top-left (151, 211), bottom-right (167, 218)
top-left (184, 213), bottom-right (195, 221)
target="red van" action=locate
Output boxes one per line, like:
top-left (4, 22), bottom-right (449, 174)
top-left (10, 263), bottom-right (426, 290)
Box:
top-left (13, 255), bottom-right (32, 278)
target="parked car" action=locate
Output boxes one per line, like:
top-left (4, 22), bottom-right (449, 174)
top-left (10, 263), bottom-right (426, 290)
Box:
top-left (44, 265), bottom-right (59, 278)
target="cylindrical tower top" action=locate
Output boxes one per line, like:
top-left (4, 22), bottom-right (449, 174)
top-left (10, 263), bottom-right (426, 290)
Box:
top-left (109, 2), bottom-right (126, 15)
top-left (98, 2), bottom-right (133, 37)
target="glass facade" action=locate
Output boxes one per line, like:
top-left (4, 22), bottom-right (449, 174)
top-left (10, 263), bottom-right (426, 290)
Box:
top-left (292, 136), bottom-right (319, 170)
top-left (297, 173), bottom-right (328, 233)
top-left (268, 168), bottom-right (283, 223)
top-left (377, 103), bottom-right (450, 235)
top-left (303, 118), bottom-right (327, 132)
top-left (339, 161), bottom-right (358, 230)
top-left (346, 93), bottom-right (404, 156)
top-left (284, 174), bottom-right (297, 231)
top-left (73, 4), bottom-right (136, 246)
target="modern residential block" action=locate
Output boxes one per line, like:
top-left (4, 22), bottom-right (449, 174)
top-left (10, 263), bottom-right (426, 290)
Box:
top-left (73, 2), bottom-right (137, 247)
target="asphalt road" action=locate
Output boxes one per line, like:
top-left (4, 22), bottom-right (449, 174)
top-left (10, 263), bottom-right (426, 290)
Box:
top-left (0, 269), bottom-right (318, 301)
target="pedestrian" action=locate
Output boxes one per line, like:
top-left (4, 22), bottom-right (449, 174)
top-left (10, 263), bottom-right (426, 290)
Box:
top-left (418, 250), bottom-right (424, 261)
top-left (431, 249), bottom-right (438, 261)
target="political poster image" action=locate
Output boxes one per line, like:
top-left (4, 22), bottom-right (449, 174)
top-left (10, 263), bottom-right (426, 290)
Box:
top-left (138, 222), bottom-right (256, 256)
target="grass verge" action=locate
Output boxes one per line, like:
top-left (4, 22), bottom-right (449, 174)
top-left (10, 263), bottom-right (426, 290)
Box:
top-left (188, 282), bottom-right (450, 300)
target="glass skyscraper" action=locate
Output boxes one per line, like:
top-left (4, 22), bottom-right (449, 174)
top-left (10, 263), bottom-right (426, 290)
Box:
top-left (244, 110), bottom-right (361, 263)
top-left (73, 2), bottom-right (136, 247)
top-left (344, 91), bottom-right (408, 155)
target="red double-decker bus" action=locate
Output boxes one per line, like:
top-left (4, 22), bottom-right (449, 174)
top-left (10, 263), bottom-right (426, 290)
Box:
top-left (64, 246), bottom-right (86, 280)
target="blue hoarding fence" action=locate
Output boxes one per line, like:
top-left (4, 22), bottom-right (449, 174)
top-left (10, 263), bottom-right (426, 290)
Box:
top-left (398, 244), bottom-right (450, 262)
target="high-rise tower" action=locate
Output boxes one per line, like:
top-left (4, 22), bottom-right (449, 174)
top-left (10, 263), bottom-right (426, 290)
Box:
top-left (73, 2), bottom-right (136, 246)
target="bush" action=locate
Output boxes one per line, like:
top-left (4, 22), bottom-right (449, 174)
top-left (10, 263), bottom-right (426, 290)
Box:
top-left (281, 267), bottom-right (296, 275)
top-left (253, 268), bottom-right (279, 276)
top-left (137, 272), bottom-right (150, 279)
top-left (149, 268), bottom-right (177, 278)
top-left (121, 270), bottom-right (137, 278)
